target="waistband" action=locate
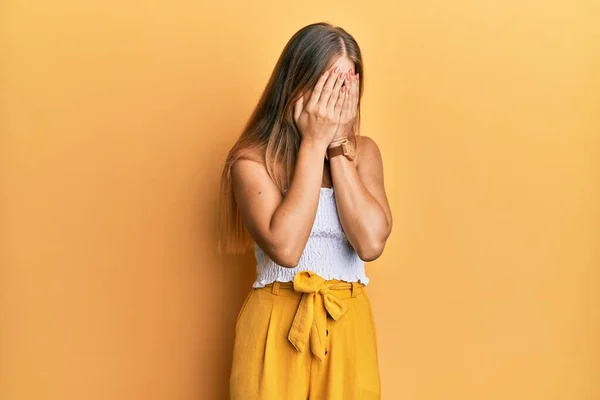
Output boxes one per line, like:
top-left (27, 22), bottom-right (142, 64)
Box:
top-left (261, 279), bottom-right (365, 299)
top-left (260, 270), bottom-right (366, 363)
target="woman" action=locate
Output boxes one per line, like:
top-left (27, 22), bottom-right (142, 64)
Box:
top-left (219, 22), bottom-right (393, 400)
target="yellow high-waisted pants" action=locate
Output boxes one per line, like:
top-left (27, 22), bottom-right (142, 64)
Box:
top-left (229, 270), bottom-right (381, 400)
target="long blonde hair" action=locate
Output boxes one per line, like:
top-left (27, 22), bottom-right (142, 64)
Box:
top-left (218, 22), bottom-right (365, 254)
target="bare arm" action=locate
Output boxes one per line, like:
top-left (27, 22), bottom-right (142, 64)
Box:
top-left (231, 65), bottom-right (347, 267)
top-left (329, 135), bottom-right (393, 261)
top-left (231, 139), bottom-right (329, 268)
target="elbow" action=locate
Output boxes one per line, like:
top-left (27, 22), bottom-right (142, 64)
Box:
top-left (359, 219), bottom-right (393, 261)
top-left (357, 240), bottom-right (386, 262)
top-left (270, 245), bottom-right (302, 268)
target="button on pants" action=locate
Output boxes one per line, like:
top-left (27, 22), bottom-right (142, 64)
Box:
top-left (229, 270), bottom-right (381, 399)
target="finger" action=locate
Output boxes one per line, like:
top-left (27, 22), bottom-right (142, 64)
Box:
top-left (342, 78), bottom-right (352, 120)
top-left (338, 72), bottom-right (349, 120)
top-left (344, 83), bottom-right (351, 115)
top-left (293, 92), bottom-right (305, 123)
top-left (327, 71), bottom-right (345, 112)
top-left (337, 86), bottom-right (347, 122)
top-left (308, 66), bottom-right (334, 109)
top-left (342, 69), bottom-right (354, 116)
top-left (334, 85), bottom-right (347, 118)
top-left (318, 67), bottom-right (340, 110)
top-left (349, 71), bottom-right (358, 111)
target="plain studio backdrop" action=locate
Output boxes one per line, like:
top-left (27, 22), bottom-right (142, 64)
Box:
top-left (1, 1), bottom-right (598, 399)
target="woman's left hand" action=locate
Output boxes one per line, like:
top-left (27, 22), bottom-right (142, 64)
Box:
top-left (330, 69), bottom-right (359, 145)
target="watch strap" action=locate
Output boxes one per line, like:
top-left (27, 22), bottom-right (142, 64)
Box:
top-left (326, 145), bottom-right (345, 160)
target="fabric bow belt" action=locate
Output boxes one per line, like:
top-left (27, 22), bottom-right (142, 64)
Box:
top-left (286, 270), bottom-right (359, 363)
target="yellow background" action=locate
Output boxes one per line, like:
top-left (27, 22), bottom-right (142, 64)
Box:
top-left (1, 1), bottom-right (598, 399)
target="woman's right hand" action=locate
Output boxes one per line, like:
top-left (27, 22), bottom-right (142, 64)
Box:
top-left (293, 66), bottom-right (347, 148)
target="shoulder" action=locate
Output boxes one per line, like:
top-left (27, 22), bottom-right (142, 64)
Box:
top-left (230, 149), bottom-right (268, 192)
top-left (230, 147), bottom-right (283, 203)
top-left (355, 135), bottom-right (383, 169)
top-left (355, 134), bottom-right (380, 152)
top-left (233, 146), bottom-right (266, 166)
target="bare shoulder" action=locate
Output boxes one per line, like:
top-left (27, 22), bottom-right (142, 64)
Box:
top-left (355, 135), bottom-right (383, 169)
top-left (235, 146), bottom-right (266, 165)
top-left (230, 148), bottom-right (279, 202)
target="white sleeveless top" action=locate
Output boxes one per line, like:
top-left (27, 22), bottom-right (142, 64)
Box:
top-left (252, 187), bottom-right (370, 288)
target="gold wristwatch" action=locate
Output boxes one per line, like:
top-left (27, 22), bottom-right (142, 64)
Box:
top-left (325, 138), bottom-right (356, 161)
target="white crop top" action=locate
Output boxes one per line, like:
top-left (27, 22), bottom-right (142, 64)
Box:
top-left (252, 187), bottom-right (370, 288)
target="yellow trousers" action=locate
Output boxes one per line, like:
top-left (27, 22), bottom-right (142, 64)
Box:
top-left (229, 270), bottom-right (381, 400)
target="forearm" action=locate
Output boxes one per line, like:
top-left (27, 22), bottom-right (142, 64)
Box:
top-left (329, 154), bottom-right (390, 260)
top-left (269, 139), bottom-right (329, 265)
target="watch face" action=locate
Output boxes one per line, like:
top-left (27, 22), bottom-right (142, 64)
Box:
top-left (344, 140), bottom-right (356, 160)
